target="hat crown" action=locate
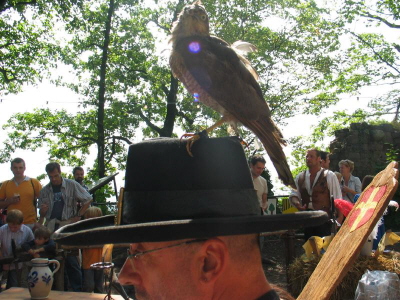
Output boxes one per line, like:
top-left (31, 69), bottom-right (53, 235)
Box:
top-left (123, 137), bottom-right (260, 224)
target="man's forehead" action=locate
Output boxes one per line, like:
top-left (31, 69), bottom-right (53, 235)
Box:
top-left (12, 162), bottom-right (25, 168)
top-left (306, 150), bottom-right (317, 156)
top-left (253, 162), bottom-right (265, 167)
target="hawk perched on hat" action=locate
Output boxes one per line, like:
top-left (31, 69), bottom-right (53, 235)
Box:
top-left (169, 1), bottom-right (295, 188)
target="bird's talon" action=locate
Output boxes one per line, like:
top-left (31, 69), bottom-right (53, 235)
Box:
top-left (182, 133), bottom-right (201, 157)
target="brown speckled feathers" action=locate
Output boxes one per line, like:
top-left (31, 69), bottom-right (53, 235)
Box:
top-left (169, 2), bottom-right (295, 188)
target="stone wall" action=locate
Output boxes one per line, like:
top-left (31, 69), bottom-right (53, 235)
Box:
top-left (329, 122), bottom-right (400, 180)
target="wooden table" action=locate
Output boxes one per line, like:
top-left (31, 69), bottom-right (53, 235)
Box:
top-left (0, 287), bottom-right (125, 299)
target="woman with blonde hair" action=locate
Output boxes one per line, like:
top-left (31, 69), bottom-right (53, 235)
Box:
top-left (338, 159), bottom-right (361, 203)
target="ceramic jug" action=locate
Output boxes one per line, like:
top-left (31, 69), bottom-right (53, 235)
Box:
top-left (27, 258), bottom-right (60, 299)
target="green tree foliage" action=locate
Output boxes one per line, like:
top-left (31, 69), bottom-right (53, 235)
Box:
top-left (0, 0), bottom-right (85, 95)
top-left (289, 0), bottom-right (400, 172)
top-left (1, 0), bottom-right (369, 194)
top-left (327, 0), bottom-right (400, 120)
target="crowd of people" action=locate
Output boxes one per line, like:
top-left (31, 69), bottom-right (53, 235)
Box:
top-left (0, 158), bottom-right (104, 293)
top-left (0, 142), bottom-right (379, 299)
top-left (288, 149), bottom-right (367, 240)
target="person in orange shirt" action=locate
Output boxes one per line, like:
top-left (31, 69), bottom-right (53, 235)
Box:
top-left (82, 207), bottom-right (104, 293)
top-left (0, 158), bottom-right (42, 229)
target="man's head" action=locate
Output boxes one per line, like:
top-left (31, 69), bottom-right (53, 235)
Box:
top-left (249, 155), bottom-right (266, 178)
top-left (10, 157), bottom-right (26, 179)
top-left (45, 162), bottom-right (62, 186)
top-left (320, 151), bottom-right (330, 169)
top-left (73, 166), bottom-right (85, 184)
top-left (6, 209), bottom-right (24, 232)
top-left (34, 226), bottom-right (51, 246)
top-left (305, 148), bottom-right (321, 170)
top-left (118, 234), bottom-right (260, 300)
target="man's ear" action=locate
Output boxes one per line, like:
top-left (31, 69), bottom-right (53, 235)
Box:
top-left (197, 238), bottom-right (228, 284)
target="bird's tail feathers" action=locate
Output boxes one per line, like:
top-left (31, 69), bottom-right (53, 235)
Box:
top-left (245, 118), bottom-right (295, 189)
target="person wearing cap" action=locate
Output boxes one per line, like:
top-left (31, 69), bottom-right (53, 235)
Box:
top-left (54, 137), bottom-right (328, 300)
top-left (289, 148), bottom-right (341, 240)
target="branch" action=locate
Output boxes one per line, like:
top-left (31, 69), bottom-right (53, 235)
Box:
top-left (1, 0), bottom-right (37, 13)
top-left (160, 84), bottom-right (169, 96)
top-left (151, 14), bottom-right (170, 33)
top-left (361, 12), bottom-right (400, 29)
top-left (46, 127), bottom-right (98, 143)
top-left (394, 44), bottom-right (400, 54)
top-left (0, 68), bottom-right (16, 83)
top-left (350, 32), bottom-right (400, 75)
top-left (175, 109), bottom-right (194, 126)
top-left (111, 136), bottom-right (132, 144)
top-left (86, 43), bottom-right (105, 50)
top-left (138, 110), bottom-right (163, 135)
top-left (62, 142), bottom-right (93, 152)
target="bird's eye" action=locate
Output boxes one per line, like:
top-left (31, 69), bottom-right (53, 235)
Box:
top-left (201, 14), bottom-right (207, 21)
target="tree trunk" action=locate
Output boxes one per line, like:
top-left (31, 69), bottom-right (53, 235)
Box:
top-left (393, 98), bottom-right (400, 122)
top-left (160, 75), bottom-right (179, 137)
top-left (97, 0), bottom-right (115, 178)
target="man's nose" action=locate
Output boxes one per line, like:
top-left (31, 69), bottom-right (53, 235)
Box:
top-left (118, 258), bottom-right (141, 286)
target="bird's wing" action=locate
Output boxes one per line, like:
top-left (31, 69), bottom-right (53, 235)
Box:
top-left (172, 35), bottom-right (267, 121)
top-left (171, 35), bottom-right (295, 187)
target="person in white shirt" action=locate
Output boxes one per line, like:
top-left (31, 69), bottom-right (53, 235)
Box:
top-left (249, 155), bottom-right (268, 214)
top-left (249, 155), bottom-right (268, 252)
top-left (0, 209), bottom-right (34, 289)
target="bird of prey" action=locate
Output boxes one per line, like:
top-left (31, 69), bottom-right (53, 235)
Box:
top-left (169, 1), bottom-right (295, 188)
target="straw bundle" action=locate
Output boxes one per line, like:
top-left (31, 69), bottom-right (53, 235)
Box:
top-left (288, 253), bottom-right (400, 300)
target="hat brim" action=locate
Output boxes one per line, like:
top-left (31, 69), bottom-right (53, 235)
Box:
top-left (53, 211), bottom-right (329, 247)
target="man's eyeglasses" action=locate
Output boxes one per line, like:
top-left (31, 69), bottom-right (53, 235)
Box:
top-left (127, 238), bottom-right (207, 259)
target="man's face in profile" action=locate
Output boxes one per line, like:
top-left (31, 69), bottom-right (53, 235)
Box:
top-left (118, 241), bottom-right (201, 300)
top-left (74, 170), bottom-right (84, 184)
top-left (321, 154), bottom-right (330, 169)
top-left (306, 150), bottom-right (320, 169)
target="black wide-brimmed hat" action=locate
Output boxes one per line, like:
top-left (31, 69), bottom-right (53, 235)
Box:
top-left (53, 137), bottom-right (328, 247)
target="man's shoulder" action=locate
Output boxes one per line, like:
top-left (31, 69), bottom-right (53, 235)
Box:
top-left (0, 224), bottom-right (8, 233)
top-left (21, 224), bottom-right (31, 230)
top-left (324, 169), bottom-right (337, 178)
top-left (29, 177), bottom-right (41, 184)
top-left (41, 182), bottom-right (52, 192)
top-left (295, 170), bottom-right (307, 180)
top-left (63, 177), bottom-right (79, 187)
top-left (63, 178), bottom-right (90, 194)
top-left (257, 176), bottom-right (267, 184)
top-left (0, 179), bottom-right (12, 189)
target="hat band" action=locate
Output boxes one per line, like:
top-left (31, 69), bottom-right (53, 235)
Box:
top-left (122, 188), bottom-right (260, 224)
